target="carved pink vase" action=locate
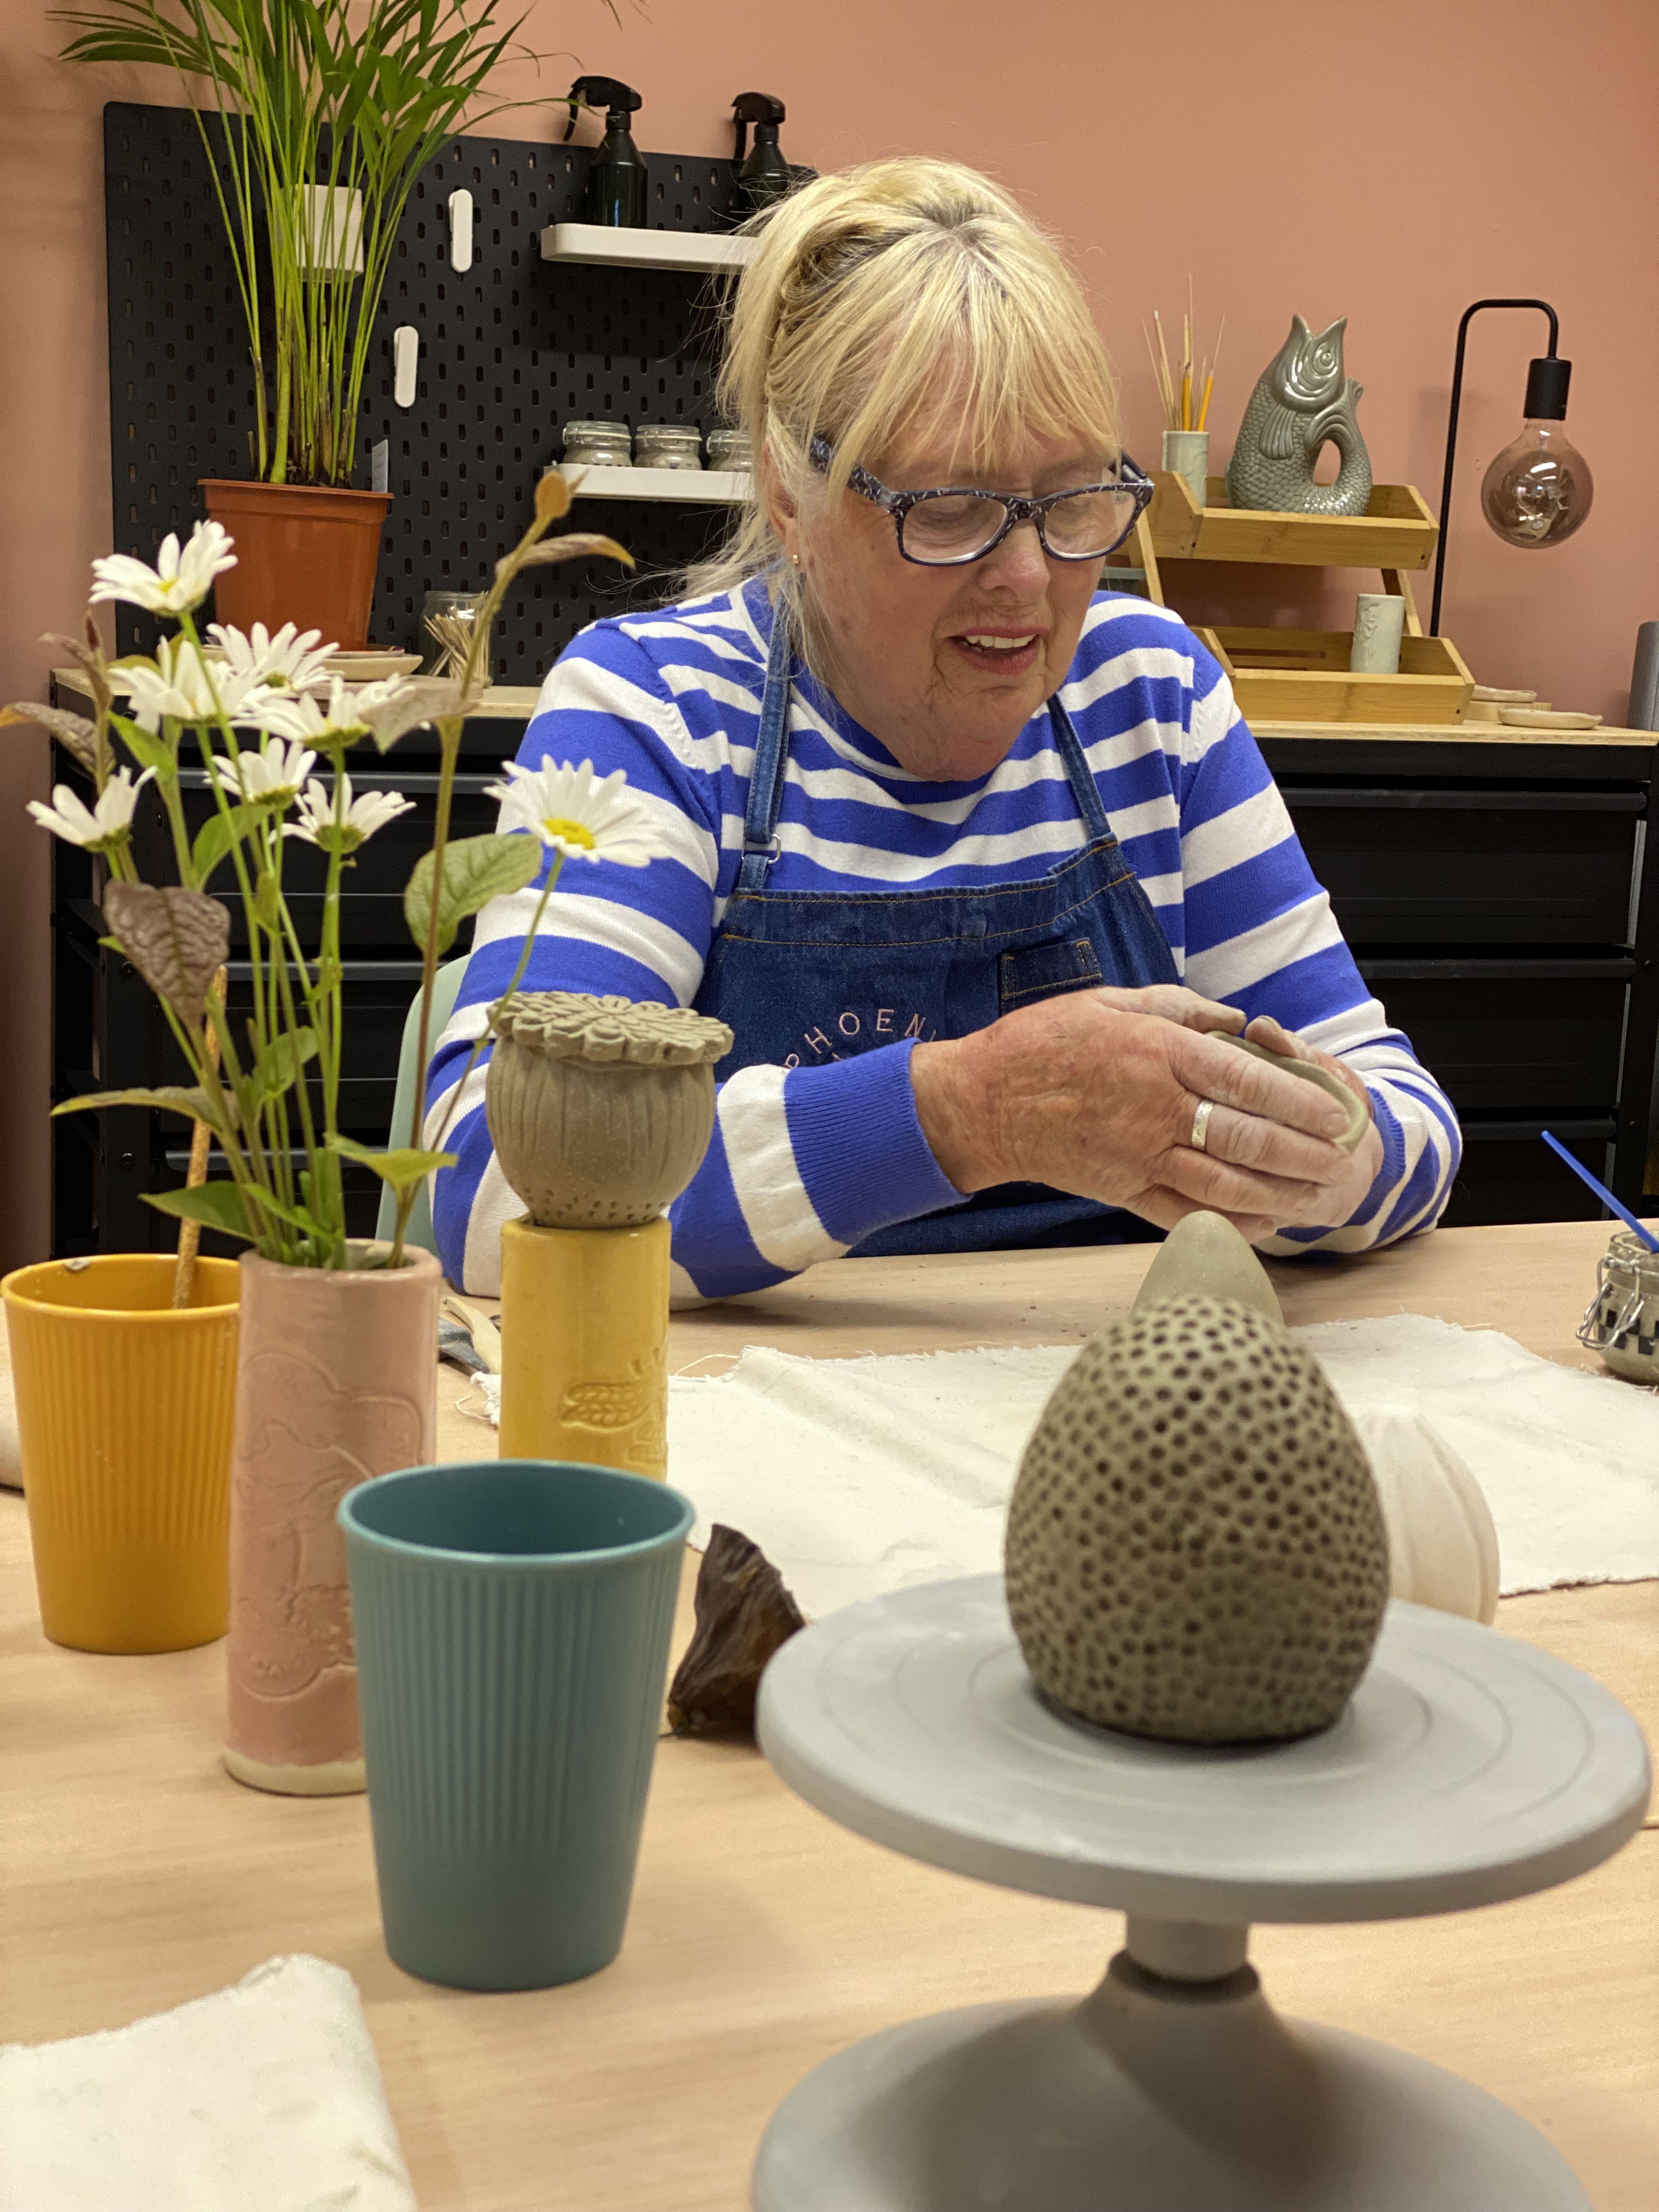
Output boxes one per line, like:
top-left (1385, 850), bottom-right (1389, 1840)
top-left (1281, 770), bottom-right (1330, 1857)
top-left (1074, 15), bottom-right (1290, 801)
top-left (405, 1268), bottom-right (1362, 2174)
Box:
top-left (223, 1245), bottom-right (441, 1795)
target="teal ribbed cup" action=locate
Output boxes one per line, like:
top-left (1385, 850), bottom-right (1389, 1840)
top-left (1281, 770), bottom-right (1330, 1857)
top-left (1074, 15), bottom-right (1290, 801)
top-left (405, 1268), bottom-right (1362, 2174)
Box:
top-left (340, 1459), bottom-right (693, 1991)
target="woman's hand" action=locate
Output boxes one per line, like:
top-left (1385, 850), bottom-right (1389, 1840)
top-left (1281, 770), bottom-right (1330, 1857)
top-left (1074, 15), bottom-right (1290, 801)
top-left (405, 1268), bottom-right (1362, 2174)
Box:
top-left (910, 989), bottom-right (1379, 1242)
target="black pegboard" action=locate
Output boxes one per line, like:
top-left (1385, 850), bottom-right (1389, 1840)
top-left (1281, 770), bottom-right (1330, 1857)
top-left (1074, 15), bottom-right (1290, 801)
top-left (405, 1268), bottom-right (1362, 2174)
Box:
top-left (103, 102), bottom-right (754, 684)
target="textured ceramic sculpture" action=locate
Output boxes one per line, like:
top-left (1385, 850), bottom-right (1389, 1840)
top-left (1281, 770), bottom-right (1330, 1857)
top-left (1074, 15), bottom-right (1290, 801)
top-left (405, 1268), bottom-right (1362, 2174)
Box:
top-left (1350, 1404), bottom-right (1500, 1624)
top-left (1220, 1032), bottom-right (1372, 1153)
top-left (488, 991), bottom-right (732, 1480)
top-left (1226, 314), bottom-right (1372, 517)
top-left (487, 991), bottom-right (731, 1228)
top-left (224, 1246), bottom-right (441, 1795)
top-left (1131, 1210), bottom-right (1284, 1328)
top-left (1005, 1295), bottom-right (1390, 1745)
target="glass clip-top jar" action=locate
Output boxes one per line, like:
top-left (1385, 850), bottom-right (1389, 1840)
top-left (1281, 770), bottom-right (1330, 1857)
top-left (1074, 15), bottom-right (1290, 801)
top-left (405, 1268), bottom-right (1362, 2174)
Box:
top-left (634, 424), bottom-right (704, 472)
top-left (562, 419), bottom-right (633, 468)
top-left (706, 428), bottom-right (752, 473)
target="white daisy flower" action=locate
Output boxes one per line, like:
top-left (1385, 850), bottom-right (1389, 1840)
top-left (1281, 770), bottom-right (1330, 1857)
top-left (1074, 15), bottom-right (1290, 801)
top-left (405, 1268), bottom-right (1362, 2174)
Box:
top-left (89, 520), bottom-right (237, 617)
top-left (212, 736), bottom-right (319, 808)
top-left (245, 674), bottom-right (404, 749)
top-left (120, 635), bottom-right (255, 731)
top-left (27, 766), bottom-right (153, 853)
top-left (207, 621), bottom-right (337, 697)
top-left (281, 773), bottom-right (415, 854)
top-left (484, 755), bottom-right (655, 867)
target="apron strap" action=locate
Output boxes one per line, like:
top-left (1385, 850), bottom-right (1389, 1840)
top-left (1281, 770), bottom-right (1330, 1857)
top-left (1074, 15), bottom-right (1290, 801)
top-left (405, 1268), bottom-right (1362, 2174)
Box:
top-left (738, 598), bottom-right (795, 892)
top-left (741, 610), bottom-right (1110, 890)
top-left (1047, 695), bottom-right (1112, 842)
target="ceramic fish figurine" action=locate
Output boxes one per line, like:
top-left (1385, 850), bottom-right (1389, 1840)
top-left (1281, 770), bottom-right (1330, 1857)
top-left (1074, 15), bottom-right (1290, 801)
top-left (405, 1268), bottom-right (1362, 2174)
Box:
top-left (1226, 314), bottom-right (1372, 516)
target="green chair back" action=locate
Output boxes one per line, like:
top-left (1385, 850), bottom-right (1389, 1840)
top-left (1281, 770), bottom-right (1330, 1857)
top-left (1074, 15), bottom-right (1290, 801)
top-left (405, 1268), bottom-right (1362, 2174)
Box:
top-left (374, 957), bottom-right (471, 1252)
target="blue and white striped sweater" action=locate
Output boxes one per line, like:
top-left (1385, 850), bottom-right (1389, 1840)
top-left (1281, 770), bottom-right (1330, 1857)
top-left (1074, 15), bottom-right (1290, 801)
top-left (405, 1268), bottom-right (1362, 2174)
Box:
top-left (426, 579), bottom-right (1461, 1299)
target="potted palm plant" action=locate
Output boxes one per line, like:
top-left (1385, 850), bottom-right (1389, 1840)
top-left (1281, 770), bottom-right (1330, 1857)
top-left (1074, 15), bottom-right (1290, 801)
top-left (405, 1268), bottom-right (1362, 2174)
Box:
top-left (57, 0), bottom-right (543, 647)
top-left (2, 478), bottom-right (634, 1786)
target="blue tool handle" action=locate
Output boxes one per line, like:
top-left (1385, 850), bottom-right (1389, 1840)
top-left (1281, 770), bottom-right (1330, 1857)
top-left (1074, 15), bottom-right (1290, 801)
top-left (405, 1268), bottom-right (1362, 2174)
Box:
top-left (1540, 1130), bottom-right (1659, 1252)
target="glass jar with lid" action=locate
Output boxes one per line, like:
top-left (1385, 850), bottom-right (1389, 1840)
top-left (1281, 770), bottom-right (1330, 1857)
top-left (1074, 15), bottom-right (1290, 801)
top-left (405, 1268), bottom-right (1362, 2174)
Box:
top-left (634, 424), bottom-right (704, 472)
top-left (561, 419), bottom-right (633, 468)
top-left (706, 428), bottom-right (752, 473)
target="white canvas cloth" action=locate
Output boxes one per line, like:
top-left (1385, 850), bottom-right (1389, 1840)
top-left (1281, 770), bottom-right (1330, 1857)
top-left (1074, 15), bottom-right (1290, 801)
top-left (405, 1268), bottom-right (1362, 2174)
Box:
top-left (0, 1955), bottom-right (415, 2212)
top-left (625, 1314), bottom-right (1659, 1618)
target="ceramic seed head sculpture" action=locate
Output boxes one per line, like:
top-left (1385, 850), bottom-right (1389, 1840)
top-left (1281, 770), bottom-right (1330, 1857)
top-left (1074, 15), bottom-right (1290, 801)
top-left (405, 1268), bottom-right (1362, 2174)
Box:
top-left (1131, 1211), bottom-right (1285, 1329)
top-left (1005, 1295), bottom-right (1390, 1745)
top-left (486, 991), bottom-right (732, 1230)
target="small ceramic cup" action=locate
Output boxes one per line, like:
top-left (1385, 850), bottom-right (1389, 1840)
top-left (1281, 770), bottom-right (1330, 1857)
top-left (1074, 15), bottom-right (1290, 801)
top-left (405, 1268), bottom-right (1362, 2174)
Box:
top-left (1161, 428), bottom-right (1209, 512)
top-left (1578, 1230), bottom-right (1659, 1384)
top-left (1351, 592), bottom-right (1407, 675)
top-left (342, 1458), bottom-right (694, 1990)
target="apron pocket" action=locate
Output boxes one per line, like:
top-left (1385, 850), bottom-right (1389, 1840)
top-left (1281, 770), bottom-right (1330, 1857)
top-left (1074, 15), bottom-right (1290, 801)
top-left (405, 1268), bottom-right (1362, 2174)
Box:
top-left (998, 935), bottom-right (1104, 1013)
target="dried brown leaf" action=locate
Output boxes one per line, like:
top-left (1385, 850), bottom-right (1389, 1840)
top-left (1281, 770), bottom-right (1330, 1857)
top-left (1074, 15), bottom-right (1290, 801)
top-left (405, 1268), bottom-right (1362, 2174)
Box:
top-left (666, 1524), bottom-right (808, 1739)
top-left (2, 703), bottom-right (99, 775)
top-left (534, 469), bottom-right (574, 521)
top-left (103, 883), bottom-right (232, 1030)
top-left (500, 533), bottom-right (634, 579)
top-left (357, 676), bottom-right (482, 754)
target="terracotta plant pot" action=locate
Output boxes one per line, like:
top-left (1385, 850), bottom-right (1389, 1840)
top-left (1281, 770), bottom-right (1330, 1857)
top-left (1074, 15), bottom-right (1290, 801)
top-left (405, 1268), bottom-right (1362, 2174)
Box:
top-left (199, 479), bottom-right (392, 651)
top-left (1, 1254), bottom-right (240, 1653)
top-left (223, 1244), bottom-right (441, 1796)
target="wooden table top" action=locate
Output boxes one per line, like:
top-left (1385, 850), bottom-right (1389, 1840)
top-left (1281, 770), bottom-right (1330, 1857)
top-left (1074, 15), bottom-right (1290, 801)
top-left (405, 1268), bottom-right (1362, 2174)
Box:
top-left (5, 1219), bottom-right (1656, 2210)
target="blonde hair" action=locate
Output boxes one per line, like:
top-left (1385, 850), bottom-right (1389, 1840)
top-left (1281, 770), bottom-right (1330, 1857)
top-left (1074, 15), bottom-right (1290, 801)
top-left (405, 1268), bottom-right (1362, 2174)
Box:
top-left (686, 157), bottom-right (1120, 625)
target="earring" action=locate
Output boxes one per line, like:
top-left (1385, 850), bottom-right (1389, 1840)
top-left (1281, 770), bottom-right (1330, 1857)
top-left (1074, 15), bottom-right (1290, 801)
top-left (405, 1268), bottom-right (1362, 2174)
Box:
top-left (791, 552), bottom-right (802, 569)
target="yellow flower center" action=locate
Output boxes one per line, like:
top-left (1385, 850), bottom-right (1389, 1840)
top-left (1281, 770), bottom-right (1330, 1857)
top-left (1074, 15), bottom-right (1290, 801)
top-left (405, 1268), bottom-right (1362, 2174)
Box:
top-left (543, 815), bottom-right (596, 849)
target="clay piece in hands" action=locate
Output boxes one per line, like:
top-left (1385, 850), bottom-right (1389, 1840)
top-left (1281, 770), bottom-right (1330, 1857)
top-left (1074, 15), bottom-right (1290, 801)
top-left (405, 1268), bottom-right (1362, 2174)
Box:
top-left (1005, 1294), bottom-right (1390, 1745)
top-left (1131, 1210), bottom-right (1284, 1329)
top-left (1350, 1404), bottom-right (1500, 1625)
top-left (486, 991), bottom-right (733, 1229)
top-left (1220, 1032), bottom-right (1371, 1154)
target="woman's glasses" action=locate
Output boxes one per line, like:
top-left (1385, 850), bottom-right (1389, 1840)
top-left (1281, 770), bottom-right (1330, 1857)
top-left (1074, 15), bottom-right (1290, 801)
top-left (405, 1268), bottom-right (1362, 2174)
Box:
top-left (808, 434), bottom-right (1154, 567)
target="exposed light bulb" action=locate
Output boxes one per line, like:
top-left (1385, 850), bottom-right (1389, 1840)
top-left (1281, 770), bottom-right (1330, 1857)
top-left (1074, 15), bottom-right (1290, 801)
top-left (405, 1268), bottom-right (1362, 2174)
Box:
top-left (1480, 419), bottom-right (1594, 549)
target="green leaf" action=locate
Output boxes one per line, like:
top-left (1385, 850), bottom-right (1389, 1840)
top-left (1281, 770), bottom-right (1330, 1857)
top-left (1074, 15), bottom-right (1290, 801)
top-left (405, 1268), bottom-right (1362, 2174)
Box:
top-left (142, 1180), bottom-right (255, 1242)
top-left (252, 869), bottom-right (284, 933)
top-left (111, 716), bottom-right (177, 780)
top-left (404, 831), bottom-right (543, 957)
top-left (191, 804), bottom-right (261, 887)
top-left (52, 1084), bottom-right (228, 1132)
top-left (247, 1028), bottom-right (318, 1111)
top-left (329, 1133), bottom-right (456, 1193)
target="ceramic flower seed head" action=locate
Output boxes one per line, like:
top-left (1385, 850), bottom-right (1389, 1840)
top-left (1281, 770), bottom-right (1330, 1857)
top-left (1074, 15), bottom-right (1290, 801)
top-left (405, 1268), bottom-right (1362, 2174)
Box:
top-left (89, 518), bottom-right (237, 616)
top-left (1004, 1294), bottom-right (1390, 1745)
top-left (486, 990), bottom-right (733, 1229)
top-left (486, 755), bottom-right (655, 866)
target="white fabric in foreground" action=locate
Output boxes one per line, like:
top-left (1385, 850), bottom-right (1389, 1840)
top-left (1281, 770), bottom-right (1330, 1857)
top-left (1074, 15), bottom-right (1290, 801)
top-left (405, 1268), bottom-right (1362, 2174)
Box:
top-left (656, 1314), bottom-right (1659, 1618)
top-left (0, 1954), bottom-right (415, 2212)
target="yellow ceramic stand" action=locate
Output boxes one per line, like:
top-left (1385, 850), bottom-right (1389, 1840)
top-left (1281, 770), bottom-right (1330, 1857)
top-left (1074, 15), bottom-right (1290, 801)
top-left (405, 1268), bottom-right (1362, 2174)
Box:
top-left (498, 1216), bottom-right (669, 1479)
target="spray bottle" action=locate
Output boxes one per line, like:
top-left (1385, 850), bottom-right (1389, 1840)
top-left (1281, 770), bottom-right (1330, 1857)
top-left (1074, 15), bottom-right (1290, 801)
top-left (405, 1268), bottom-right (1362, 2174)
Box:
top-left (731, 92), bottom-right (793, 214)
top-left (568, 76), bottom-right (647, 228)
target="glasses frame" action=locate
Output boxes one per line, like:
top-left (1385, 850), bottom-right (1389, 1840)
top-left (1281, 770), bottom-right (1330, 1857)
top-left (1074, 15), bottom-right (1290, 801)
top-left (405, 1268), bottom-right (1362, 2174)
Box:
top-left (807, 433), bottom-right (1155, 567)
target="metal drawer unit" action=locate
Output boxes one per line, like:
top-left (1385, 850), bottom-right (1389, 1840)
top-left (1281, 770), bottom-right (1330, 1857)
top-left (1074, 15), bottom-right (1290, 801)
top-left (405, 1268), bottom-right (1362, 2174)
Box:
top-left (1262, 736), bottom-right (1659, 1227)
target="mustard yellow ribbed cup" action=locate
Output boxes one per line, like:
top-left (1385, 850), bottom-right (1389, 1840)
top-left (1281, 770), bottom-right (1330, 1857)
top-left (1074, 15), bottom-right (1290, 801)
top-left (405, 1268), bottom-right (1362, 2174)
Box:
top-left (2, 1255), bottom-right (241, 1652)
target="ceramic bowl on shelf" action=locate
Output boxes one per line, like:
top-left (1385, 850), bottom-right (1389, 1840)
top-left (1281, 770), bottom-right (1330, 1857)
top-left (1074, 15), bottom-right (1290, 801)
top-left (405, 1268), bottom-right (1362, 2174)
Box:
top-left (324, 650), bottom-right (423, 682)
top-left (1496, 707), bottom-right (1601, 731)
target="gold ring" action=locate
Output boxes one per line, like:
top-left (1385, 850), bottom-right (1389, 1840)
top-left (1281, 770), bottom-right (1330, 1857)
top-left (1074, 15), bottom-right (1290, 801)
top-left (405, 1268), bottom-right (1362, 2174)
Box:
top-left (1190, 1098), bottom-right (1216, 1152)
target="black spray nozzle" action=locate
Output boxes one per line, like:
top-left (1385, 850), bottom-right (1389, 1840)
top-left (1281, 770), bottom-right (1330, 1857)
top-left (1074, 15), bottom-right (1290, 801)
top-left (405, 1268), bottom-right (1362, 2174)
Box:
top-left (566, 74), bottom-right (642, 132)
top-left (732, 90), bottom-right (786, 166)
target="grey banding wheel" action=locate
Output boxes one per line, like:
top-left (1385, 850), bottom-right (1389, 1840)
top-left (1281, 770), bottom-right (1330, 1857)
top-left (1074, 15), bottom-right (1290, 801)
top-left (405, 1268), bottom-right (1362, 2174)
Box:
top-left (752, 1579), bottom-right (1651, 2212)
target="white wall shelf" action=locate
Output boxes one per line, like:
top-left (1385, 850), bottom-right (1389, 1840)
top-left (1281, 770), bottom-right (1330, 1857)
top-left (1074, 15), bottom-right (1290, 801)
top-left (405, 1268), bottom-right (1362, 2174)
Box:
top-left (554, 463), bottom-right (750, 504)
top-left (538, 223), bottom-right (755, 273)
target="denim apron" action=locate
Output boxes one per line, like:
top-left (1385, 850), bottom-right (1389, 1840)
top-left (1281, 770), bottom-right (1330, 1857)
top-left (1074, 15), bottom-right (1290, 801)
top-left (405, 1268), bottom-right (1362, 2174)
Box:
top-left (693, 600), bottom-right (1181, 1255)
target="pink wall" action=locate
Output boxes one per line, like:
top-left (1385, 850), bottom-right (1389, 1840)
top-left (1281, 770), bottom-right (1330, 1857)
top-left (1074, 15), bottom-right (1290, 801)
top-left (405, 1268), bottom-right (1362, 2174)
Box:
top-left (2, 0), bottom-right (1656, 1266)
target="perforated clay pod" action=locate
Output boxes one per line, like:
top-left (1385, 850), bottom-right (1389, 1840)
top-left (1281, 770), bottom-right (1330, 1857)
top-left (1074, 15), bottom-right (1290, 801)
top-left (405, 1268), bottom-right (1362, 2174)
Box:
top-left (1005, 1295), bottom-right (1390, 1745)
top-left (1350, 1404), bottom-right (1500, 1626)
top-left (486, 991), bottom-right (732, 1229)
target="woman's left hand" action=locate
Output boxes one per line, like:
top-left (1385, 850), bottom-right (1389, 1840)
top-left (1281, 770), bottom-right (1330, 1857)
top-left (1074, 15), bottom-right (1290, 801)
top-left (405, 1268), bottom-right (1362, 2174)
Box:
top-left (1235, 1012), bottom-right (1383, 1233)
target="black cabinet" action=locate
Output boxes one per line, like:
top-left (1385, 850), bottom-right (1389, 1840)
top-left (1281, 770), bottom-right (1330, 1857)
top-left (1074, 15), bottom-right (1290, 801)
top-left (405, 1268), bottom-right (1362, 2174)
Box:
top-left (1263, 736), bottom-right (1659, 1228)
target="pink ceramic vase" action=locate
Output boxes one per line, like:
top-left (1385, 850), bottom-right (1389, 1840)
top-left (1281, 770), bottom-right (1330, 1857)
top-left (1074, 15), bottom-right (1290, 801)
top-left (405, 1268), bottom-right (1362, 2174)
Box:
top-left (223, 1245), bottom-right (441, 1795)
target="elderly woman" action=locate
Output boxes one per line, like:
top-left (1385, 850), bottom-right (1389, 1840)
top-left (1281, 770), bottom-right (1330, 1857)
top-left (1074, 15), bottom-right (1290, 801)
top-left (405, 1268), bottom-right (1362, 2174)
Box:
top-left (428, 157), bottom-right (1459, 1299)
